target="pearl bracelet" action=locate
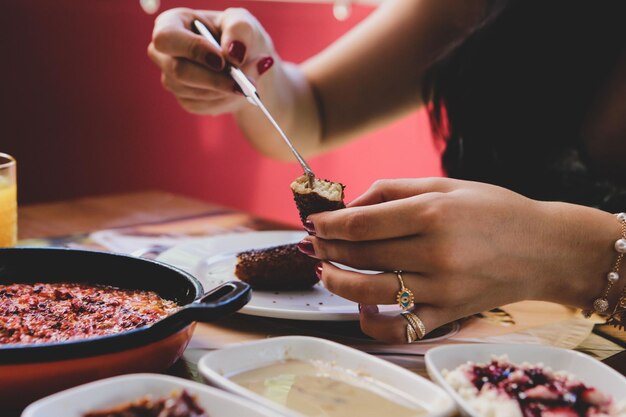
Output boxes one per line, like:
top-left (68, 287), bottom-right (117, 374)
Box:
top-left (582, 212), bottom-right (626, 318)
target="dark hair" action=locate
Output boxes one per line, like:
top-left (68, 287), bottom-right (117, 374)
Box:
top-left (423, 0), bottom-right (626, 203)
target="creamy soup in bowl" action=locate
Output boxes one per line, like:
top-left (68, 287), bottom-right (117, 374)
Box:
top-left (198, 336), bottom-right (456, 417)
top-left (230, 358), bottom-right (426, 417)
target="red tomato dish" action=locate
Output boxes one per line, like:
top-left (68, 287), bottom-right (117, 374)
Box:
top-left (0, 283), bottom-right (178, 345)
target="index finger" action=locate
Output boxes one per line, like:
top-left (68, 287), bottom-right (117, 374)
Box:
top-left (347, 177), bottom-right (455, 208)
top-left (152, 9), bottom-right (224, 70)
top-left (309, 194), bottom-right (439, 241)
top-left (217, 8), bottom-right (261, 66)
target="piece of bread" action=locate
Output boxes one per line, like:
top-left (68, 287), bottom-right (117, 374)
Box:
top-left (290, 174), bottom-right (345, 225)
top-left (235, 243), bottom-right (319, 291)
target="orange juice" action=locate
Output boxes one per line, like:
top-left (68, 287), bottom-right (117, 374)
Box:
top-left (0, 179), bottom-right (17, 247)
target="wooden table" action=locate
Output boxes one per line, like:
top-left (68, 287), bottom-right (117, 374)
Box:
top-left (12, 190), bottom-right (626, 413)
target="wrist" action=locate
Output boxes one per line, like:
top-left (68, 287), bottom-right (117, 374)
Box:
top-left (234, 60), bottom-right (320, 160)
top-left (535, 202), bottom-right (623, 310)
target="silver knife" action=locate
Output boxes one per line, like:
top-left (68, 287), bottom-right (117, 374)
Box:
top-left (193, 20), bottom-right (315, 182)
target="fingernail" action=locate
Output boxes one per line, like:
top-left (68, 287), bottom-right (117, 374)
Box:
top-left (315, 262), bottom-right (323, 279)
top-left (304, 219), bottom-right (316, 235)
top-left (257, 56), bottom-right (274, 75)
top-left (297, 240), bottom-right (316, 257)
top-left (205, 52), bottom-right (223, 71)
top-left (228, 41), bottom-right (246, 64)
top-left (232, 83), bottom-right (244, 95)
top-left (358, 303), bottom-right (362, 313)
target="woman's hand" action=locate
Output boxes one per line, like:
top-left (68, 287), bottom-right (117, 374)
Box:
top-left (299, 178), bottom-right (619, 343)
top-left (147, 8), bottom-right (276, 115)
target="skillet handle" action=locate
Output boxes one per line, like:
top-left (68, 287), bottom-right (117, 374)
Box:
top-left (164, 281), bottom-right (251, 325)
top-left (191, 281), bottom-right (252, 321)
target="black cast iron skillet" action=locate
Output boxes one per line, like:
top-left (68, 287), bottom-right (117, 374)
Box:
top-left (0, 247), bottom-right (251, 363)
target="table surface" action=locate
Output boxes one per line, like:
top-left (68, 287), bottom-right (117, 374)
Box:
top-left (11, 190), bottom-right (626, 414)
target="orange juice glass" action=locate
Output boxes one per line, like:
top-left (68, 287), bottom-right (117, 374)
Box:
top-left (0, 153), bottom-right (17, 247)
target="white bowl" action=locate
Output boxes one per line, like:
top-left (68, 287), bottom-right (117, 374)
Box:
top-left (21, 373), bottom-right (278, 417)
top-left (425, 343), bottom-right (626, 417)
top-left (198, 335), bottom-right (456, 417)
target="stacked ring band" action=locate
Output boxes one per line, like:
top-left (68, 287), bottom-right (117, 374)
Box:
top-left (401, 310), bottom-right (426, 341)
top-left (405, 323), bottom-right (418, 343)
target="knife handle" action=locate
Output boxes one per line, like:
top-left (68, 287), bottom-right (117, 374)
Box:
top-left (192, 20), bottom-right (258, 105)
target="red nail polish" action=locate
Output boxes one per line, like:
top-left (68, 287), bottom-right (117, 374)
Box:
top-left (297, 240), bottom-right (316, 257)
top-left (304, 219), bottom-right (316, 235)
top-left (257, 56), bottom-right (274, 75)
top-left (315, 262), bottom-right (323, 279)
top-left (228, 41), bottom-right (246, 64)
top-left (205, 53), bottom-right (223, 71)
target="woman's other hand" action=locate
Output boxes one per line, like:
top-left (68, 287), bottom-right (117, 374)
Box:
top-left (299, 178), bottom-right (619, 343)
top-left (147, 7), bottom-right (276, 115)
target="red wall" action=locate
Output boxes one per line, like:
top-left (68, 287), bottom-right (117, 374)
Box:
top-left (0, 0), bottom-right (441, 226)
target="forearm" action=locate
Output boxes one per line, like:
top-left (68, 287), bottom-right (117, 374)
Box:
top-left (303, 0), bottom-right (487, 149)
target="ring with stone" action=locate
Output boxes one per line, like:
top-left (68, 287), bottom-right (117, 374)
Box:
top-left (394, 270), bottom-right (414, 311)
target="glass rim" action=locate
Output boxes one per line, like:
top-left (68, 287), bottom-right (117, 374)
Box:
top-left (0, 153), bottom-right (16, 169)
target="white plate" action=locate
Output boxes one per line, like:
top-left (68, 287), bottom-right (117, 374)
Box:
top-left (157, 230), bottom-right (401, 321)
top-left (425, 344), bottom-right (626, 417)
top-left (21, 373), bottom-right (278, 417)
top-left (198, 335), bottom-right (456, 417)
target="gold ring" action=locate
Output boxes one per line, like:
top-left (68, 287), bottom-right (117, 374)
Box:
top-left (401, 310), bottom-right (426, 340)
top-left (405, 323), bottom-right (417, 343)
top-left (401, 313), bottom-right (418, 343)
top-left (394, 270), bottom-right (414, 310)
